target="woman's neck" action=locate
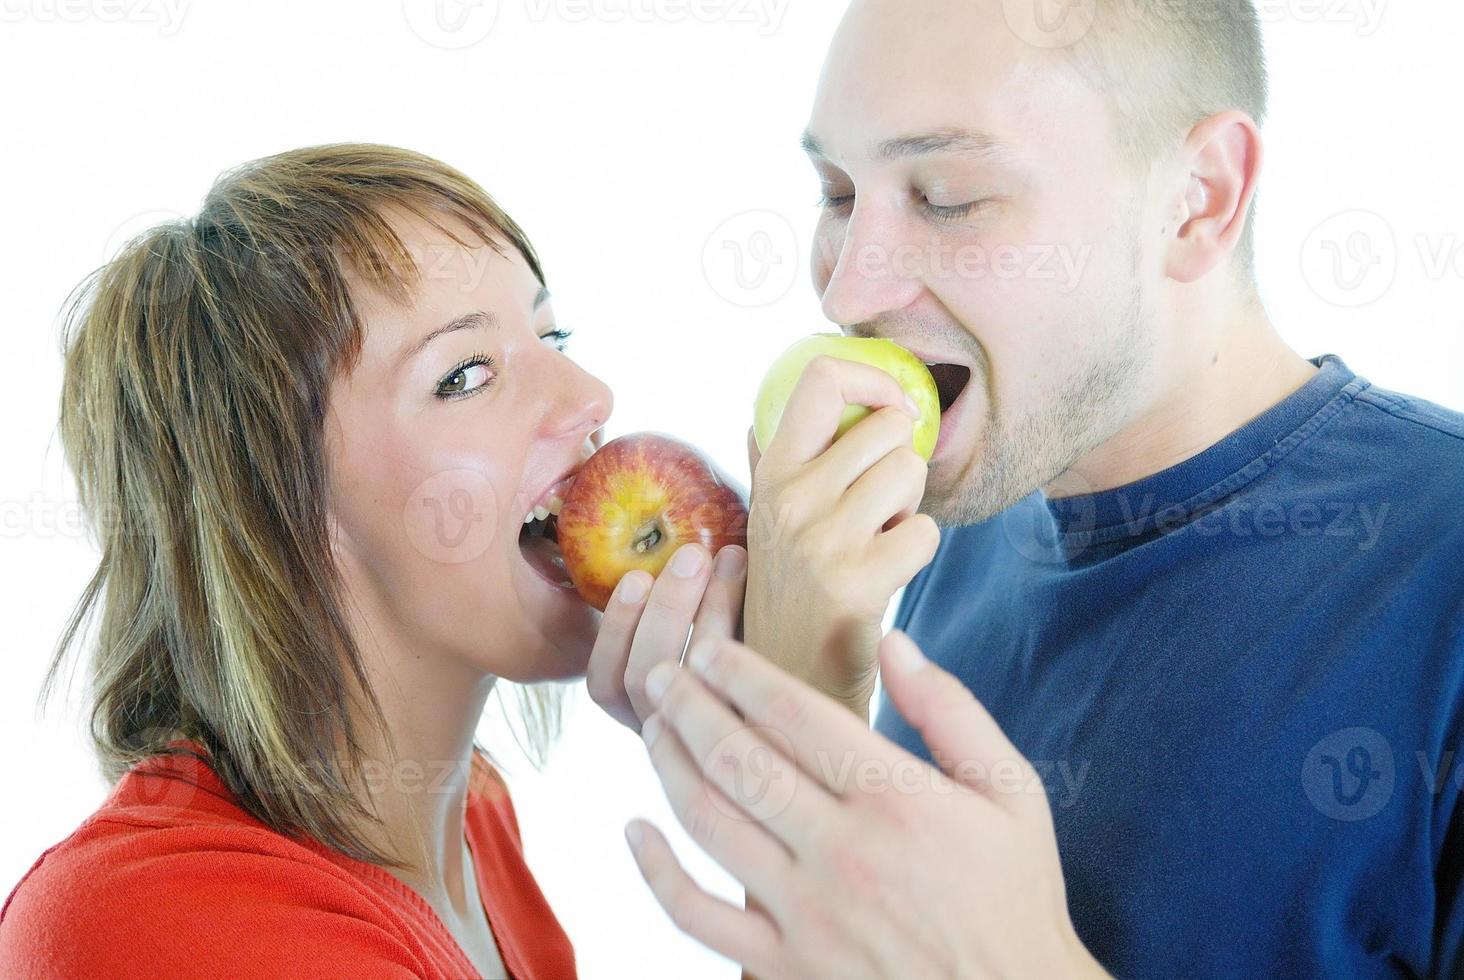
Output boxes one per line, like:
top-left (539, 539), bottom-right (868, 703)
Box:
top-left (344, 602), bottom-right (497, 917)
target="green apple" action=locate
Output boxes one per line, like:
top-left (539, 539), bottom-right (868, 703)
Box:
top-left (753, 334), bottom-right (942, 461)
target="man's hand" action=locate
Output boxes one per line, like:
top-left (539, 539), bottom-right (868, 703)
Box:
top-left (585, 543), bottom-right (748, 731)
top-left (744, 355), bottom-right (941, 719)
top-left (624, 631), bottom-right (1110, 980)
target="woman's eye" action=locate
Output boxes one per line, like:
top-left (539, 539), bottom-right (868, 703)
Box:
top-left (539, 328), bottom-right (574, 352)
top-left (436, 355), bottom-right (496, 400)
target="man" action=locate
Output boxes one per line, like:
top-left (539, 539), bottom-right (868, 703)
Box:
top-left (590, 0), bottom-right (1464, 975)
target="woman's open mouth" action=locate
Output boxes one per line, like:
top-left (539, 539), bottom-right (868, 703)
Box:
top-left (519, 509), bottom-right (573, 589)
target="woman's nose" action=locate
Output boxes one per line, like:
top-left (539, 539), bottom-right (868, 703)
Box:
top-left (541, 356), bottom-right (614, 442)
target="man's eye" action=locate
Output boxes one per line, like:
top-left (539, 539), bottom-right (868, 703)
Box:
top-left (436, 355), bottom-right (496, 400)
top-left (920, 198), bottom-right (990, 224)
top-left (540, 328), bottom-right (574, 352)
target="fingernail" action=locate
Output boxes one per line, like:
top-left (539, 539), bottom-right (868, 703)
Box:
top-left (885, 631), bottom-right (926, 673)
top-left (687, 638), bottom-right (715, 676)
top-left (617, 573), bottom-right (649, 604)
top-left (641, 712), bottom-right (663, 748)
top-left (645, 662), bottom-right (674, 705)
top-left (669, 545), bottom-right (706, 578)
top-left (624, 821), bottom-right (644, 850)
top-left (713, 546), bottom-right (747, 580)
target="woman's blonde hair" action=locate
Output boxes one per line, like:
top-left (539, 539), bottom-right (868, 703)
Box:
top-left (45, 143), bottom-right (560, 868)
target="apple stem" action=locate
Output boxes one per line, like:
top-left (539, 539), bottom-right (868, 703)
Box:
top-left (633, 521), bottom-right (663, 554)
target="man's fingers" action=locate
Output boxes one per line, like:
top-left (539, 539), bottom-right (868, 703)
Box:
top-left (764, 357), bottom-right (915, 468)
top-left (833, 444), bottom-right (928, 534)
top-left (647, 660), bottom-right (839, 853)
top-left (805, 406), bottom-right (917, 494)
top-left (746, 425), bottom-right (762, 483)
top-left (585, 570), bottom-right (655, 731)
top-left (625, 819), bottom-right (781, 974)
top-left (641, 709), bottom-right (794, 911)
top-left (866, 514), bottom-right (941, 596)
top-left (878, 630), bottom-right (1041, 811)
top-left (625, 544), bottom-right (713, 721)
top-left (682, 636), bottom-right (902, 785)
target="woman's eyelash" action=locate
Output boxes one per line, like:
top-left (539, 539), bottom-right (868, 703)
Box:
top-left (541, 327), bottom-right (574, 352)
top-left (436, 353), bottom-right (496, 400)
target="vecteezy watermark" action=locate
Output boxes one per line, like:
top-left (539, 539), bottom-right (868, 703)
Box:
top-left (812, 237), bottom-right (1096, 295)
top-left (0, 0), bottom-right (190, 35)
top-left (1002, 493), bottom-right (1394, 568)
top-left (1300, 210), bottom-right (1398, 308)
top-left (401, 469), bottom-right (501, 565)
top-left (1001, 0), bottom-right (1098, 49)
top-left (402, 0), bottom-right (501, 49)
top-left (1, 493), bottom-right (93, 541)
top-left (703, 732), bottom-right (1091, 824)
top-left (521, 0), bottom-right (790, 36)
top-left (404, 0), bottom-right (788, 48)
top-left (1252, 0), bottom-right (1387, 36)
top-left (1302, 727), bottom-right (1395, 821)
top-left (701, 209), bottom-right (800, 308)
top-left (1300, 209), bottom-right (1464, 308)
top-left (1018, 0), bottom-right (1390, 42)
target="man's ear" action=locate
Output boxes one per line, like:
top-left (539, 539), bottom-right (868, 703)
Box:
top-left (1163, 110), bottom-right (1264, 284)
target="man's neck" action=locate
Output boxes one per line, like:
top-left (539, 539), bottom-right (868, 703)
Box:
top-left (1046, 311), bottom-right (1317, 499)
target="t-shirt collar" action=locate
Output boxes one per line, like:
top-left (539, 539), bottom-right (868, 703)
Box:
top-left (1041, 354), bottom-right (1364, 547)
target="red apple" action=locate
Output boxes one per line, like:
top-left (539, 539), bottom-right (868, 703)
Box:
top-left (554, 433), bottom-right (749, 611)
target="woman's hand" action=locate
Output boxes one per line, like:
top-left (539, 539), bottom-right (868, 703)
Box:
top-left (744, 356), bottom-right (941, 719)
top-left (585, 543), bottom-right (748, 731)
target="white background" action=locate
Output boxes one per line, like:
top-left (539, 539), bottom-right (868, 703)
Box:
top-left (1, 1), bottom-right (1460, 977)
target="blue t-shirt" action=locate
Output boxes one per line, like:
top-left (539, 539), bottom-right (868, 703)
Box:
top-left (877, 355), bottom-right (1464, 978)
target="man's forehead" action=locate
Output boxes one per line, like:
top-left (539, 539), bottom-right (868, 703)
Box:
top-left (808, 10), bottom-right (1065, 148)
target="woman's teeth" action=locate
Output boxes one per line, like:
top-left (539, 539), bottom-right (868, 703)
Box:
top-left (522, 496), bottom-right (566, 524)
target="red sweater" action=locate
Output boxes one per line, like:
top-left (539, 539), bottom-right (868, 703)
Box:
top-left (0, 746), bottom-right (576, 979)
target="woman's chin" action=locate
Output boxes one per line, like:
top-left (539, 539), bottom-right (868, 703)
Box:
top-left (508, 544), bottom-right (600, 678)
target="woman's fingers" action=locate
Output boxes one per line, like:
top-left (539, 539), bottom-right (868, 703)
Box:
top-left (692, 545), bottom-right (748, 644)
top-left (624, 819), bottom-right (781, 975)
top-left (585, 570), bottom-right (655, 731)
top-left (624, 544), bottom-right (714, 722)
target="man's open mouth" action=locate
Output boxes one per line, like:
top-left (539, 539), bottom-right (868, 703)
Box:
top-left (926, 362), bottom-right (973, 415)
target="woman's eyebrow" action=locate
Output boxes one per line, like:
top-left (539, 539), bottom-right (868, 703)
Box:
top-left (402, 310), bottom-right (498, 363)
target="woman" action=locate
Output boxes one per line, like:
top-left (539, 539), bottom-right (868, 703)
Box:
top-left (0, 144), bottom-right (747, 979)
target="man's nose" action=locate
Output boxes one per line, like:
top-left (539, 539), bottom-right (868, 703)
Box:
top-left (818, 207), bottom-right (925, 328)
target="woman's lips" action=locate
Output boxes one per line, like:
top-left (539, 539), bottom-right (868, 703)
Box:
top-left (519, 532), bottom-right (577, 591)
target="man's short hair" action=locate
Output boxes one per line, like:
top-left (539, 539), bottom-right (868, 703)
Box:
top-left (1064, 1), bottom-right (1269, 271)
